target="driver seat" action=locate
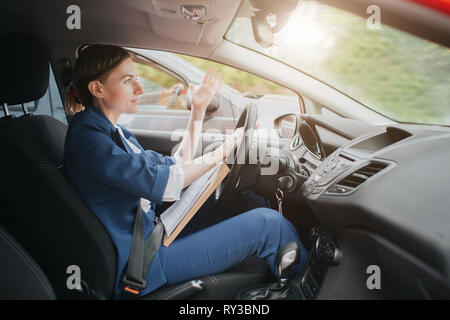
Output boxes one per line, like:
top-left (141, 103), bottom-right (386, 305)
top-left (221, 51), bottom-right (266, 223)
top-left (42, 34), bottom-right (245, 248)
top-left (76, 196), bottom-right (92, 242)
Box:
top-left (0, 33), bottom-right (272, 299)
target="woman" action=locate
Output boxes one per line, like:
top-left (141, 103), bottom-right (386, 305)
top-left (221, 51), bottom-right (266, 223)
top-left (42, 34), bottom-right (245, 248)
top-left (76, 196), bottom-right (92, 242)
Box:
top-left (63, 44), bottom-right (308, 299)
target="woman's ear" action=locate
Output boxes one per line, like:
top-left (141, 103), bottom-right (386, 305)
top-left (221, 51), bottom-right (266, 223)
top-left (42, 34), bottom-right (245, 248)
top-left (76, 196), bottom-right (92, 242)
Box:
top-left (88, 80), bottom-right (105, 99)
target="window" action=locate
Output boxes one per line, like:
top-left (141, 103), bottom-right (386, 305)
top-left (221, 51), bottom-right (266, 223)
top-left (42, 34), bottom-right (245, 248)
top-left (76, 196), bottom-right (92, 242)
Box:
top-left (131, 53), bottom-right (188, 111)
top-left (124, 48), bottom-right (300, 136)
top-left (176, 53), bottom-right (298, 102)
top-left (225, 1), bottom-right (450, 126)
top-left (7, 63), bottom-right (67, 124)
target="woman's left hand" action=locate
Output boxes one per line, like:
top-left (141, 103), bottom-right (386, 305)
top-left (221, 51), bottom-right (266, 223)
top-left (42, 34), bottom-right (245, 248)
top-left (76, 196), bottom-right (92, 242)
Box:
top-left (189, 69), bottom-right (223, 115)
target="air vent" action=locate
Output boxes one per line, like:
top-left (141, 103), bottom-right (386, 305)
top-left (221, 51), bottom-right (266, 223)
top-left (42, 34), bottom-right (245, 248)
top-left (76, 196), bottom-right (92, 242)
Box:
top-left (335, 162), bottom-right (388, 189)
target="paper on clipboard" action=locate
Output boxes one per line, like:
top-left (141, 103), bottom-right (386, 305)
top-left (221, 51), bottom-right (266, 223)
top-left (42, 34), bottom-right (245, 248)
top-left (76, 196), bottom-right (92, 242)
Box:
top-left (160, 163), bottom-right (230, 247)
top-left (160, 167), bottom-right (213, 236)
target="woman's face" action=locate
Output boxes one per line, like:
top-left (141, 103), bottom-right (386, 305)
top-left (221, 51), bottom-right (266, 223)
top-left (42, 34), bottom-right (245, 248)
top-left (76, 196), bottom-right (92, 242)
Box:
top-left (93, 57), bottom-right (143, 114)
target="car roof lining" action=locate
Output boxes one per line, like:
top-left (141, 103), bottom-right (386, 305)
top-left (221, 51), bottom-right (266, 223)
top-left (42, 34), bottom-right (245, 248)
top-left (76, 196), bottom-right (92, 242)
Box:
top-left (1, 0), bottom-right (448, 59)
top-left (0, 0), bottom-right (242, 58)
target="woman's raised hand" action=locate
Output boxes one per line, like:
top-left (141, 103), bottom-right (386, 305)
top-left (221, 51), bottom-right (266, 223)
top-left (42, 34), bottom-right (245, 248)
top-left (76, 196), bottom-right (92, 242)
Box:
top-left (189, 69), bottom-right (223, 114)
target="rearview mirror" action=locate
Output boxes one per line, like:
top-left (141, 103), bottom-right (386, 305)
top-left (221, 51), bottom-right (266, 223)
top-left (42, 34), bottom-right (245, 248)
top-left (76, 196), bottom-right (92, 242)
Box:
top-left (250, 0), bottom-right (299, 48)
top-left (251, 11), bottom-right (274, 48)
top-left (274, 113), bottom-right (298, 139)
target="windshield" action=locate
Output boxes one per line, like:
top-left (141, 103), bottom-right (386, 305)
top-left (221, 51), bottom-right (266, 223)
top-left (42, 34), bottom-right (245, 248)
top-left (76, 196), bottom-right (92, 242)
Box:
top-left (225, 1), bottom-right (450, 126)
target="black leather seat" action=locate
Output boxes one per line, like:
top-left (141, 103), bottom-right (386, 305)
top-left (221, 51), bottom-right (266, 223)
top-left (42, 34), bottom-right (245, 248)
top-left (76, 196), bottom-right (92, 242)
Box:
top-left (0, 33), bottom-right (271, 299)
top-left (0, 225), bottom-right (55, 300)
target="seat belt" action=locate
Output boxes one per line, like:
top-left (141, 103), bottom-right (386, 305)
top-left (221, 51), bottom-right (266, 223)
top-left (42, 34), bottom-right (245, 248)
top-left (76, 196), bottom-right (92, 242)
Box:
top-left (121, 200), bottom-right (165, 298)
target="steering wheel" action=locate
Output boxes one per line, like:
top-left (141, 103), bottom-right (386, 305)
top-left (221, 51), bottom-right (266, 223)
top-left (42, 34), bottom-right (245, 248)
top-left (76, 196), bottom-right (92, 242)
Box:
top-left (215, 104), bottom-right (257, 206)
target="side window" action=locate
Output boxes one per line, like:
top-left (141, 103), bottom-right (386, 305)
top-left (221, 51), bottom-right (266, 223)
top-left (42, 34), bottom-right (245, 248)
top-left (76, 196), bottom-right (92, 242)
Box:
top-left (7, 63), bottom-right (67, 124)
top-left (175, 53), bottom-right (300, 113)
top-left (131, 54), bottom-right (188, 111)
top-left (124, 49), bottom-right (301, 135)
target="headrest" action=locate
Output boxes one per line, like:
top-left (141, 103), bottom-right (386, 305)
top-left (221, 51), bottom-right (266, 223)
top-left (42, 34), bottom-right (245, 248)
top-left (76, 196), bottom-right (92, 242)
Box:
top-left (0, 33), bottom-right (50, 105)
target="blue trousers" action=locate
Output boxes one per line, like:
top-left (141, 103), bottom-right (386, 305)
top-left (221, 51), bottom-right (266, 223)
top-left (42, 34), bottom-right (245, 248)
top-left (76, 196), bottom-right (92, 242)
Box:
top-left (156, 191), bottom-right (309, 286)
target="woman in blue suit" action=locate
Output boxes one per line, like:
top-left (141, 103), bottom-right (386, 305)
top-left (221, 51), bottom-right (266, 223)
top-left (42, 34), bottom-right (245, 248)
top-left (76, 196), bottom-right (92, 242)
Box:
top-left (63, 45), bottom-right (308, 299)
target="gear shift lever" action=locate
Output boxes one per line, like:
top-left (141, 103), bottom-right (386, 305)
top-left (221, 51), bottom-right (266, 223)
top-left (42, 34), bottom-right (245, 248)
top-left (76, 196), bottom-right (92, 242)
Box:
top-left (276, 241), bottom-right (300, 288)
top-left (237, 242), bottom-right (302, 300)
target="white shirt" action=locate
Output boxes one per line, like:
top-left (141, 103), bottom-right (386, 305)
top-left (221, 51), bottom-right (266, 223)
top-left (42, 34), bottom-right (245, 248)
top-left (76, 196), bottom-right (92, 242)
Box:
top-left (114, 125), bottom-right (184, 212)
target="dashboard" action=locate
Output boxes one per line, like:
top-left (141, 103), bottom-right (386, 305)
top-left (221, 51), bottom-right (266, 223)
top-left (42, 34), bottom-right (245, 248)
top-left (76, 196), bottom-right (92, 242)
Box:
top-left (268, 114), bottom-right (450, 299)
top-left (302, 126), bottom-right (410, 200)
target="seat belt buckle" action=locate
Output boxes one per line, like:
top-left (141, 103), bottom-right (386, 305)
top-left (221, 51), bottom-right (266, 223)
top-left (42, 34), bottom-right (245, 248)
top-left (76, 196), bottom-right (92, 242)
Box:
top-left (122, 275), bottom-right (147, 295)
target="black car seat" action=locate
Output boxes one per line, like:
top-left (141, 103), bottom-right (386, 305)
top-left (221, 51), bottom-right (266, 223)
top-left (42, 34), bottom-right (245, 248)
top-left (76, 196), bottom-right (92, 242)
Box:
top-left (0, 33), bottom-right (271, 299)
top-left (0, 225), bottom-right (55, 300)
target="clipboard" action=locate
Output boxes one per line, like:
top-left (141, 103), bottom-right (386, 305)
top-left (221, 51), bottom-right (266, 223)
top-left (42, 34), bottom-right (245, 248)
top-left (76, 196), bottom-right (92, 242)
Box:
top-left (163, 163), bottom-right (231, 247)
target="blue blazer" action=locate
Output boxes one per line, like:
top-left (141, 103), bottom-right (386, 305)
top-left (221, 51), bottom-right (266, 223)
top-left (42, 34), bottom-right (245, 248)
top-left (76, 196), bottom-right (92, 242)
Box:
top-left (63, 105), bottom-right (175, 298)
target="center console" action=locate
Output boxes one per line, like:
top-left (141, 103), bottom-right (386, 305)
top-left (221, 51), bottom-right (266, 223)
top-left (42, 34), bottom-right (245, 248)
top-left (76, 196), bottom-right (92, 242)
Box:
top-left (236, 226), bottom-right (343, 300)
top-left (302, 126), bottom-right (409, 201)
top-left (297, 127), bottom-right (413, 298)
top-left (297, 226), bottom-right (342, 299)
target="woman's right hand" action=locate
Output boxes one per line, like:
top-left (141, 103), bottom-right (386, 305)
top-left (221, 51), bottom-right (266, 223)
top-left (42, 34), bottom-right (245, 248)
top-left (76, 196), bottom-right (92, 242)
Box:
top-left (216, 127), bottom-right (245, 161)
top-left (181, 127), bottom-right (244, 188)
top-left (189, 69), bottom-right (223, 115)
